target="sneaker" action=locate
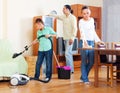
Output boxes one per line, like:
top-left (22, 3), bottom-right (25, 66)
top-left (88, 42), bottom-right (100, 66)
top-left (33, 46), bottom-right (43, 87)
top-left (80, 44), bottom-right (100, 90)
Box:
top-left (84, 82), bottom-right (90, 85)
top-left (42, 74), bottom-right (46, 79)
top-left (44, 78), bottom-right (49, 81)
top-left (80, 79), bottom-right (84, 83)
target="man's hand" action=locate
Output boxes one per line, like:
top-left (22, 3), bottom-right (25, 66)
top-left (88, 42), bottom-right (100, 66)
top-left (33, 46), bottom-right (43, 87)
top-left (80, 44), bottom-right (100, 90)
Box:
top-left (69, 39), bottom-right (74, 45)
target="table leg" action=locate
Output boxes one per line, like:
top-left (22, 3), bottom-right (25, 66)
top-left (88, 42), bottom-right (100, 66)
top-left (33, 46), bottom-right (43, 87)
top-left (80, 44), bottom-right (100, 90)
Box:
top-left (117, 64), bottom-right (120, 82)
top-left (94, 50), bottom-right (99, 87)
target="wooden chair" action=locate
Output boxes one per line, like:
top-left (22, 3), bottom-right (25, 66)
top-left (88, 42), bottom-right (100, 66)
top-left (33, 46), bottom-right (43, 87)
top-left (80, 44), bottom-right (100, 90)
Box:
top-left (111, 42), bottom-right (120, 82)
top-left (95, 42), bottom-right (114, 87)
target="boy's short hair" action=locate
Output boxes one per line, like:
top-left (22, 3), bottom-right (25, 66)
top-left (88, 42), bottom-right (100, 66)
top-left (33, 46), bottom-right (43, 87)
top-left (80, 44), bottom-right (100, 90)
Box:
top-left (35, 18), bottom-right (44, 25)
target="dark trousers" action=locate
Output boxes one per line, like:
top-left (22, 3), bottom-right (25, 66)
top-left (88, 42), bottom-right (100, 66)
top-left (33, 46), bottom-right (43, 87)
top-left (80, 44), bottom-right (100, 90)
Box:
top-left (34, 49), bottom-right (53, 79)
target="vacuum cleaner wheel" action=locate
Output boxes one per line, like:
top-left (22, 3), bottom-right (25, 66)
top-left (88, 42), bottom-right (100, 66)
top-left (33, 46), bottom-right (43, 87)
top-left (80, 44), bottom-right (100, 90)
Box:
top-left (10, 78), bottom-right (19, 86)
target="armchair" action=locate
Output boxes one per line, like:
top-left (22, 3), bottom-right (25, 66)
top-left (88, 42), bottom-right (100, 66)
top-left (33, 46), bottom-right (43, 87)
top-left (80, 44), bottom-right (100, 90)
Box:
top-left (0, 39), bottom-right (28, 80)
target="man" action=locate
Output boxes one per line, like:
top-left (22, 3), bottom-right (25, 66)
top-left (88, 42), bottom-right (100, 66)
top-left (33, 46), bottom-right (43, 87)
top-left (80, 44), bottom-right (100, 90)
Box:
top-left (49, 5), bottom-right (77, 73)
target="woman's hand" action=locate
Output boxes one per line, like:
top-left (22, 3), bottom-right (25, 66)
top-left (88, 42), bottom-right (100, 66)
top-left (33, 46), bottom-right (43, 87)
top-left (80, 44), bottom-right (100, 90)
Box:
top-left (83, 40), bottom-right (92, 48)
top-left (97, 41), bottom-right (105, 45)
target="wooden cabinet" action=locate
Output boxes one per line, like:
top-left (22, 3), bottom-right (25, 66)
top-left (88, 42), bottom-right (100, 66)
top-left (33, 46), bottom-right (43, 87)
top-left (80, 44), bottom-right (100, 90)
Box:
top-left (33, 16), bottom-right (42, 56)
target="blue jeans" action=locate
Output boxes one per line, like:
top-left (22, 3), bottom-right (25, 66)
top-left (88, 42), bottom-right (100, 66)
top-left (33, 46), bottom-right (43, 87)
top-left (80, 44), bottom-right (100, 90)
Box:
top-left (42, 58), bottom-right (46, 77)
top-left (34, 49), bottom-right (53, 79)
top-left (79, 40), bottom-right (94, 82)
top-left (64, 40), bottom-right (74, 73)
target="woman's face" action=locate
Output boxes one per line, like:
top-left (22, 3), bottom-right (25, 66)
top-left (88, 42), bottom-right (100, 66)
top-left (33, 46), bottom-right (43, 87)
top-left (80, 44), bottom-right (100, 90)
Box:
top-left (82, 9), bottom-right (91, 20)
top-left (36, 22), bottom-right (44, 30)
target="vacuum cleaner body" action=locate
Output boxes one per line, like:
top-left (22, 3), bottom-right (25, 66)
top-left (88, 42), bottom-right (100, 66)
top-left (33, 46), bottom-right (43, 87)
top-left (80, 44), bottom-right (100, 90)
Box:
top-left (10, 73), bottom-right (30, 86)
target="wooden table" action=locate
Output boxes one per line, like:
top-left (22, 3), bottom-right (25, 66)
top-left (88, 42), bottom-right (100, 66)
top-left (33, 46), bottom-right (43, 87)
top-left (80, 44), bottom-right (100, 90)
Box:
top-left (94, 48), bottom-right (120, 87)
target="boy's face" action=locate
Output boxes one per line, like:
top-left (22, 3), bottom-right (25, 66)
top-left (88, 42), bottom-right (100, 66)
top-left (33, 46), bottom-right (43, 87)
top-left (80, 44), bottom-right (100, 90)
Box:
top-left (36, 22), bottom-right (44, 30)
top-left (82, 9), bottom-right (91, 20)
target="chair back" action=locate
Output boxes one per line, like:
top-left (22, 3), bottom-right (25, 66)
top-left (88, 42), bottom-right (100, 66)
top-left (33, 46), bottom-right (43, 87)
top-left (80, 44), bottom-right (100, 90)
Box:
top-left (95, 42), bottom-right (108, 49)
top-left (112, 42), bottom-right (120, 49)
top-left (111, 42), bottom-right (120, 62)
top-left (95, 42), bottom-right (109, 63)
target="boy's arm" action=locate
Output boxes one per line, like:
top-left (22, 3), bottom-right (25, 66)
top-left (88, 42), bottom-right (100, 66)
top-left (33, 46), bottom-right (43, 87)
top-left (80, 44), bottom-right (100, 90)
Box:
top-left (45, 27), bottom-right (57, 38)
top-left (31, 39), bottom-right (38, 45)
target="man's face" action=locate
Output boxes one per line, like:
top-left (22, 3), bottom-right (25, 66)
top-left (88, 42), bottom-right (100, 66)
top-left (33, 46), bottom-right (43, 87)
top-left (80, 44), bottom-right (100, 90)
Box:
top-left (35, 22), bottom-right (44, 30)
top-left (63, 7), bottom-right (68, 14)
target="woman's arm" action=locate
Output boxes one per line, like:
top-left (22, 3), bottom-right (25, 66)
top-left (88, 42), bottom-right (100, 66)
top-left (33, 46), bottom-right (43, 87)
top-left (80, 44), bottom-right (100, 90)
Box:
top-left (79, 20), bottom-right (90, 48)
top-left (93, 28), bottom-right (104, 45)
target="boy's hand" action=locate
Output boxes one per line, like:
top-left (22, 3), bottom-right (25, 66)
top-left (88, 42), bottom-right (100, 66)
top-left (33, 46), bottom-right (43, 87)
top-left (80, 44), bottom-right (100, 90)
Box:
top-left (45, 34), bottom-right (51, 38)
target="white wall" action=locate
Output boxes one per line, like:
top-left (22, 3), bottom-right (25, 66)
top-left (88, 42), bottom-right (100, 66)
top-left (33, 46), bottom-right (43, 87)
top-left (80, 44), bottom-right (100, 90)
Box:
top-left (102, 0), bottom-right (120, 42)
top-left (0, 0), bottom-right (2, 38)
top-left (78, 0), bottom-right (103, 6)
top-left (1, 0), bottom-right (103, 55)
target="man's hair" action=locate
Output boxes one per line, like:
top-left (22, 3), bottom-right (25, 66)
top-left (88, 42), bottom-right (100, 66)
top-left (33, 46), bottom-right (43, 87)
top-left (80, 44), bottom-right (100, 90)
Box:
top-left (64, 5), bottom-right (71, 12)
top-left (35, 18), bottom-right (44, 25)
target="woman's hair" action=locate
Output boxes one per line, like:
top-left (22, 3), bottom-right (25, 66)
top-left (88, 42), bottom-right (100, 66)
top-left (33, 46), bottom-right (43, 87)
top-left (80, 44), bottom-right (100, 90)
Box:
top-left (64, 4), bottom-right (73, 13)
top-left (35, 18), bottom-right (44, 25)
top-left (81, 6), bottom-right (89, 11)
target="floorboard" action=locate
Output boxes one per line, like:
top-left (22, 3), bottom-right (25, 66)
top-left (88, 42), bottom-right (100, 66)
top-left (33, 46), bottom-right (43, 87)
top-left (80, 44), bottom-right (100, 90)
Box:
top-left (0, 67), bottom-right (120, 93)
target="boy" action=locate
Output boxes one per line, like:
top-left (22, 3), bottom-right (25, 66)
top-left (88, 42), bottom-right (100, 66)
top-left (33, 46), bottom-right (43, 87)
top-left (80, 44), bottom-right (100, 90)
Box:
top-left (32, 18), bottom-right (56, 82)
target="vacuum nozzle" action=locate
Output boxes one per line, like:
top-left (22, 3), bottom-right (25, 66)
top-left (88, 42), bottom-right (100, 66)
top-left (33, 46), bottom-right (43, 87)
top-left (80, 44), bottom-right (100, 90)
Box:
top-left (12, 45), bottom-right (29, 59)
top-left (12, 52), bottom-right (23, 58)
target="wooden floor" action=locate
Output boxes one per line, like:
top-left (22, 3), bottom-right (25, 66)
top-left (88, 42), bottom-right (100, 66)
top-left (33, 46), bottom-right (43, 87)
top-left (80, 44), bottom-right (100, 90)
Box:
top-left (0, 67), bottom-right (120, 93)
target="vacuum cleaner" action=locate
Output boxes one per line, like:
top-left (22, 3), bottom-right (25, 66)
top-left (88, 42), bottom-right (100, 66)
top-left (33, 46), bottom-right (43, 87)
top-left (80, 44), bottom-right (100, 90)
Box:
top-left (10, 73), bottom-right (50, 86)
top-left (10, 73), bottom-right (30, 86)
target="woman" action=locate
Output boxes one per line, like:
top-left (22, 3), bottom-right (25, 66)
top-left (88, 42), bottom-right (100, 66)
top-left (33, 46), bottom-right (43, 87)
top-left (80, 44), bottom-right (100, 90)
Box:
top-left (79, 6), bottom-right (104, 84)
